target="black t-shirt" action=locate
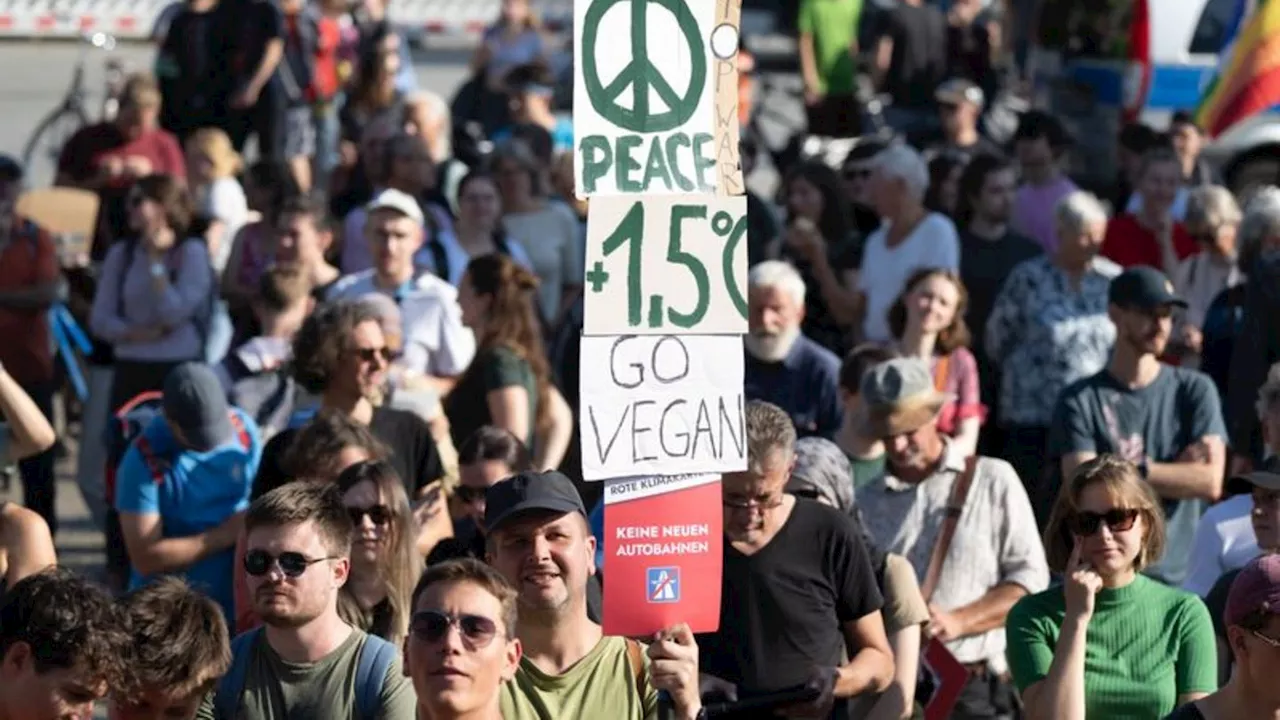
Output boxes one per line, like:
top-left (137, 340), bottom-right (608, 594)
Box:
top-left (959, 229), bottom-right (1042, 421)
top-left (251, 407), bottom-right (445, 500)
top-left (781, 233), bottom-right (863, 356)
top-left (696, 499), bottom-right (884, 719)
top-left (881, 4), bottom-right (948, 109)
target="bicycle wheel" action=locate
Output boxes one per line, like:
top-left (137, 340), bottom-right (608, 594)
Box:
top-left (21, 105), bottom-right (89, 186)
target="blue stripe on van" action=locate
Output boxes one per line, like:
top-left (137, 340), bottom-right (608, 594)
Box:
top-left (1146, 65), bottom-right (1215, 111)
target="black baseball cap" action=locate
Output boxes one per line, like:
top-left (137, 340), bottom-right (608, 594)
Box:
top-left (1227, 455), bottom-right (1280, 495)
top-left (1108, 266), bottom-right (1187, 310)
top-left (484, 470), bottom-right (587, 532)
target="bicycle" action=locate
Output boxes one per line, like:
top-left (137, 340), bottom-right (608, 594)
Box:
top-left (21, 31), bottom-right (127, 184)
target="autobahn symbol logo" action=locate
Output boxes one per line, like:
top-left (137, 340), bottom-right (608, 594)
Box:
top-left (646, 567), bottom-right (680, 603)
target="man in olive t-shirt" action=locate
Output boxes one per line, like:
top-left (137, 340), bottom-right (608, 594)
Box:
top-left (484, 471), bottom-right (704, 720)
top-left (197, 482), bottom-right (416, 719)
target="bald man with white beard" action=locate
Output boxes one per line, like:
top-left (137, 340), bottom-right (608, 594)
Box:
top-left (743, 261), bottom-right (844, 439)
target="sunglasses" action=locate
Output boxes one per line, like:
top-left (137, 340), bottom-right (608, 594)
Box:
top-left (127, 192), bottom-right (146, 208)
top-left (411, 610), bottom-right (499, 648)
top-left (843, 167), bottom-right (873, 180)
top-left (453, 485), bottom-right (487, 503)
top-left (1070, 508), bottom-right (1140, 536)
top-left (352, 346), bottom-right (394, 363)
top-left (244, 549), bottom-right (336, 578)
top-left (348, 504), bottom-right (392, 527)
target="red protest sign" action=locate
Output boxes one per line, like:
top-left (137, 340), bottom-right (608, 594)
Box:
top-left (602, 474), bottom-right (723, 637)
top-left (919, 638), bottom-right (969, 720)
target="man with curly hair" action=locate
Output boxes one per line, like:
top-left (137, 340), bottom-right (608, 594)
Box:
top-left (252, 299), bottom-right (445, 505)
top-left (0, 568), bottom-right (131, 720)
top-left (112, 577), bottom-right (231, 720)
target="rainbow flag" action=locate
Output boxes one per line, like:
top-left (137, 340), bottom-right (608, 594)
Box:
top-left (1196, 0), bottom-right (1280, 137)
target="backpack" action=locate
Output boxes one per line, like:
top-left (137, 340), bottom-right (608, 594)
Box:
top-left (103, 391), bottom-right (165, 510)
top-left (213, 628), bottom-right (397, 720)
top-left (224, 354), bottom-right (296, 439)
top-left (104, 392), bottom-right (254, 506)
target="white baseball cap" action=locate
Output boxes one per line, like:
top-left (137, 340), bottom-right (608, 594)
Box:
top-left (366, 188), bottom-right (425, 225)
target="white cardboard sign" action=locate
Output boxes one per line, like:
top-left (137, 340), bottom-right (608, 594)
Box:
top-left (583, 194), bottom-right (748, 336)
top-left (579, 334), bottom-right (746, 481)
top-left (573, 0), bottom-right (743, 197)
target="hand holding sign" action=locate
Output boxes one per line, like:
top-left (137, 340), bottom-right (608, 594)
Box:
top-left (647, 623), bottom-right (703, 719)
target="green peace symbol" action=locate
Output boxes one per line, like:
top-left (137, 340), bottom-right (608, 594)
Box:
top-left (580, 0), bottom-right (707, 134)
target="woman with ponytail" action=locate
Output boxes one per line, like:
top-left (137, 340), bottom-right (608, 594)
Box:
top-left (446, 253), bottom-right (554, 457)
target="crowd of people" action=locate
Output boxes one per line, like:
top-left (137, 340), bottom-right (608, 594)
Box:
top-left (0, 0), bottom-right (1277, 718)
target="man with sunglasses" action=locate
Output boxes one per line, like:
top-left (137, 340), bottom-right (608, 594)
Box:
top-left (1165, 554), bottom-right (1280, 719)
top-left (926, 79), bottom-right (1001, 164)
top-left (199, 481), bottom-right (415, 719)
top-left (857, 361), bottom-right (1047, 719)
top-left (405, 558), bottom-right (522, 720)
top-left (1051, 266), bottom-right (1227, 586)
top-left (1201, 456), bottom-right (1280, 680)
top-left (484, 470), bottom-right (704, 719)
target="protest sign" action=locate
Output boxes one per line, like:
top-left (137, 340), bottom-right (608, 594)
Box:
top-left (573, 0), bottom-right (744, 197)
top-left (583, 194), bottom-right (748, 336)
top-left (602, 473), bottom-right (722, 636)
top-left (579, 334), bottom-right (745, 481)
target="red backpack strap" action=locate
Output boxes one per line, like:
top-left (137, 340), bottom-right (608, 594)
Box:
top-left (229, 412), bottom-right (252, 451)
top-left (134, 435), bottom-right (169, 485)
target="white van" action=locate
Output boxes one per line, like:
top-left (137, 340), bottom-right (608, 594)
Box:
top-left (1028, 0), bottom-right (1280, 195)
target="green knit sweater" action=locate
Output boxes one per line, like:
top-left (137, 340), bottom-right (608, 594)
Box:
top-left (1006, 574), bottom-right (1218, 719)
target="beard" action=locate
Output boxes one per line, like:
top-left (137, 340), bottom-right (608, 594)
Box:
top-left (254, 587), bottom-right (322, 628)
top-left (744, 326), bottom-right (801, 363)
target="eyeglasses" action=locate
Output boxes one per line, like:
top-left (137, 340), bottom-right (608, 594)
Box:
top-left (347, 504), bottom-right (392, 527)
top-left (352, 346), bottom-right (394, 363)
top-left (244, 549), bottom-right (337, 578)
top-left (410, 610), bottom-right (499, 649)
top-left (1251, 630), bottom-right (1280, 648)
top-left (1070, 508), bottom-right (1140, 536)
top-left (722, 494), bottom-right (786, 512)
top-left (453, 485), bottom-right (487, 503)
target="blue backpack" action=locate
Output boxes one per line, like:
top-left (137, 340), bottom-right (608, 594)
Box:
top-left (212, 627), bottom-right (397, 720)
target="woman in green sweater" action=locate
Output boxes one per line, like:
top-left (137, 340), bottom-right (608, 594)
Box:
top-left (1006, 455), bottom-right (1218, 719)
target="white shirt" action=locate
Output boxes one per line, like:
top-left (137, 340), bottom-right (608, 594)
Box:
top-left (326, 269), bottom-right (476, 377)
top-left (857, 212), bottom-right (960, 342)
top-left (860, 442), bottom-right (1050, 670)
top-left (1181, 494), bottom-right (1259, 597)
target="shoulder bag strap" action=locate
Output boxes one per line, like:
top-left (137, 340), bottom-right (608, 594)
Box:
top-left (920, 456), bottom-right (978, 603)
top-left (214, 628), bottom-right (262, 720)
top-left (355, 634), bottom-right (399, 720)
top-left (933, 354), bottom-right (951, 393)
top-left (624, 637), bottom-right (648, 702)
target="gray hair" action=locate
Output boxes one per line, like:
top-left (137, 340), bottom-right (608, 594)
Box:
top-left (748, 260), bottom-right (806, 307)
top-left (1239, 186), bottom-right (1280, 271)
top-left (1055, 190), bottom-right (1110, 238)
top-left (874, 144), bottom-right (929, 202)
top-left (1184, 185), bottom-right (1242, 230)
top-left (744, 400), bottom-right (796, 474)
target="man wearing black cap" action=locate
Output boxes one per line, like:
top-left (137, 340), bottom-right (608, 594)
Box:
top-left (1050, 265), bottom-right (1227, 585)
top-left (116, 363), bottom-right (263, 621)
top-left (485, 471), bottom-right (704, 720)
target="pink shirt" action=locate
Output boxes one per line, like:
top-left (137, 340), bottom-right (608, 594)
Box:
top-left (931, 347), bottom-right (986, 436)
top-left (1012, 175), bottom-right (1078, 255)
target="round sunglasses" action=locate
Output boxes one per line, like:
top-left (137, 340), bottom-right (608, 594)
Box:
top-left (244, 549), bottom-right (337, 578)
top-left (1070, 508), bottom-right (1140, 536)
top-left (411, 610), bottom-right (499, 649)
top-left (348, 504), bottom-right (392, 527)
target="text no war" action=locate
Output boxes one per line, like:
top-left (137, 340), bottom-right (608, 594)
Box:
top-left (579, 334), bottom-right (746, 481)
